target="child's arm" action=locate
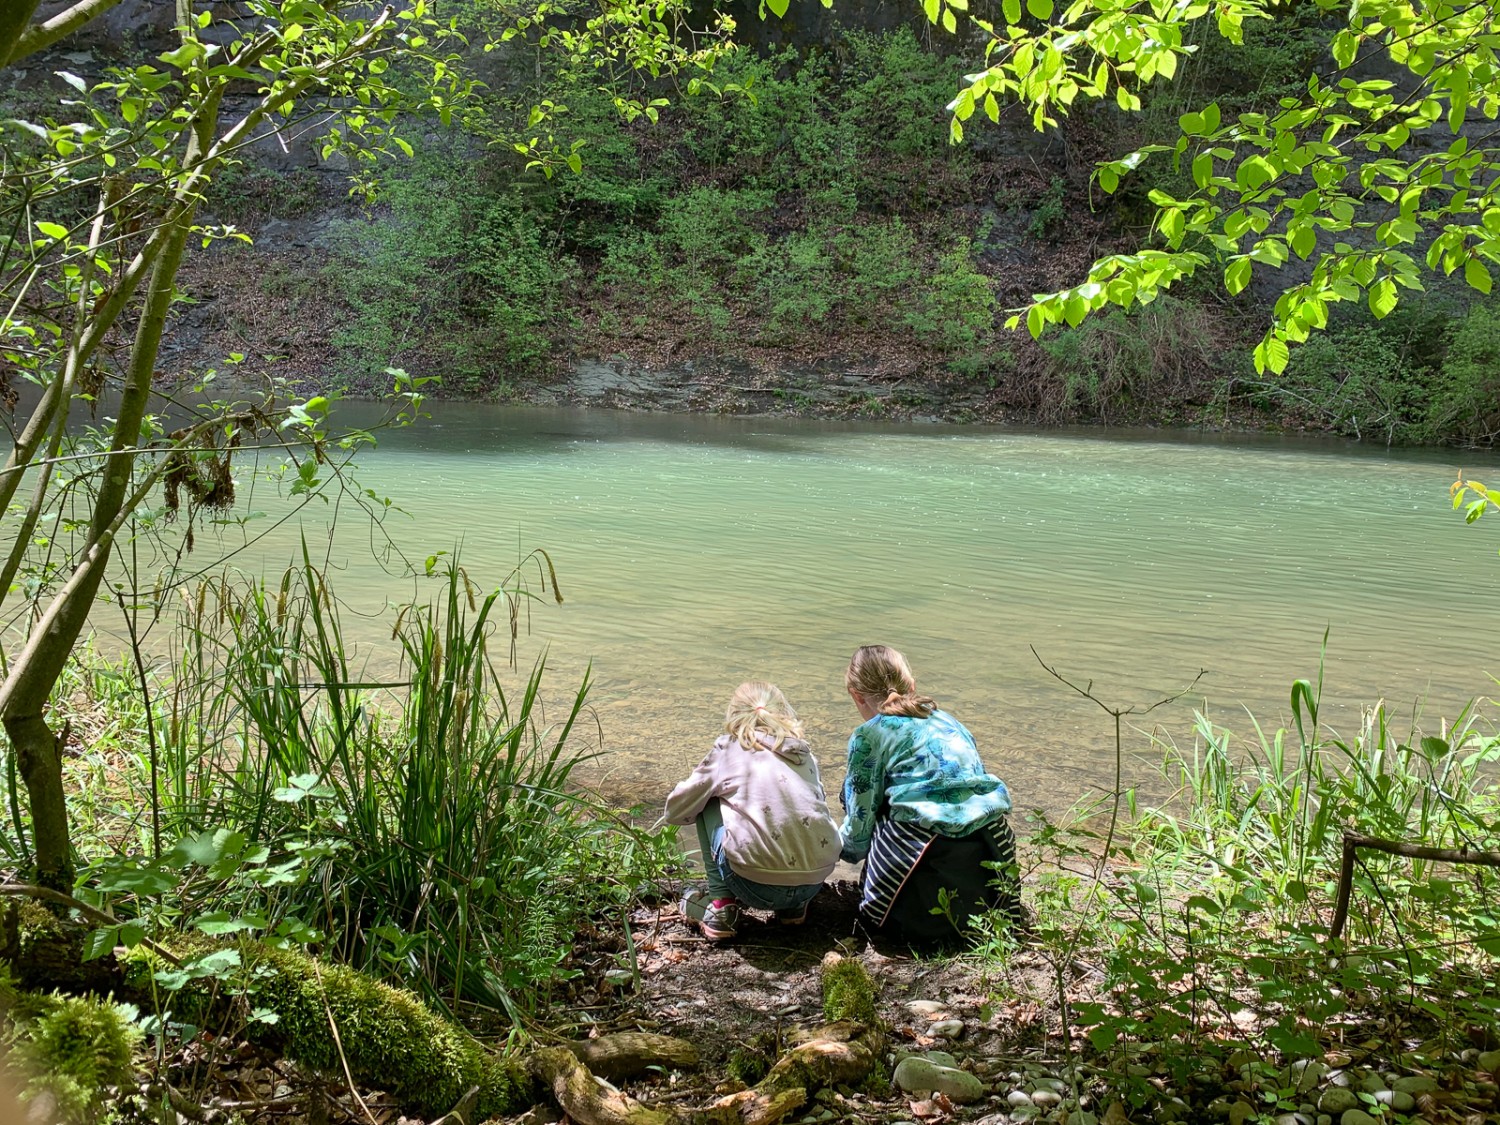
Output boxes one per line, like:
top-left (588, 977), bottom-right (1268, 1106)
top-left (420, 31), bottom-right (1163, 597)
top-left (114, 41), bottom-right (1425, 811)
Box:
top-left (838, 727), bottom-right (884, 862)
top-left (662, 748), bottom-right (726, 825)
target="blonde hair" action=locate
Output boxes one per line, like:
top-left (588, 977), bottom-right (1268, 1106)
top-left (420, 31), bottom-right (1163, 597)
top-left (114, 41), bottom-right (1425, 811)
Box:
top-left (846, 644), bottom-right (937, 718)
top-left (725, 681), bottom-right (805, 752)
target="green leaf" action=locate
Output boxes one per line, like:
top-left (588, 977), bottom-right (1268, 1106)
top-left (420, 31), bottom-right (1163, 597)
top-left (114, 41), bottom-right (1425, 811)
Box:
top-left (1369, 277), bottom-right (1398, 318)
top-left (1236, 155), bottom-right (1274, 192)
top-left (1465, 257), bottom-right (1492, 294)
top-left (1225, 258), bottom-right (1251, 295)
top-left (82, 926), bottom-right (119, 961)
top-left (923, 0), bottom-right (939, 23)
top-left (1003, 0), bottom-right (1021, 23)
top-left (1098, 165), bottom-right (1119, 193)
top-left (1026, 0), bottom-right (1053, 18)
top-left (35, 221), bottom-right (68, 240)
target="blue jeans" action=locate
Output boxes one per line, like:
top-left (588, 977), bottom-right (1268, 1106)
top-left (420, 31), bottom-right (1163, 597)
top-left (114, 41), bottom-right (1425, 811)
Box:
top-left (695, 799), bottom-right (824, 911)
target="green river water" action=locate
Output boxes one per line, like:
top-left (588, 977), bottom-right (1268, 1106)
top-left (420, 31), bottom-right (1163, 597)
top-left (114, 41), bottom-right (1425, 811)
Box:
top-left (153, 404), bottom-right (1500, 817)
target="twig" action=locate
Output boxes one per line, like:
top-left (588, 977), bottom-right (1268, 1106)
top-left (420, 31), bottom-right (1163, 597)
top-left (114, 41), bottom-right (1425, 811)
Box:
top-left (310, 961), bottom-right (380, 1125)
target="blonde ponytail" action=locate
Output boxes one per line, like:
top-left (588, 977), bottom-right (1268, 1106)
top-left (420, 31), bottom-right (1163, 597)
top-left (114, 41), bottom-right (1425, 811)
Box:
top-left (725, 681), bottom-right (805, 752)
top-left (846, 645), bottom-right (937, 718)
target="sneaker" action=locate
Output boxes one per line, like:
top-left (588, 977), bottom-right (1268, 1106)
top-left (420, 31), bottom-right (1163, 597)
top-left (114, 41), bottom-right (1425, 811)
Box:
top-left (774, 901), bottom-right (810, 927)
top-left (681, 889), bottom-right (739, 940)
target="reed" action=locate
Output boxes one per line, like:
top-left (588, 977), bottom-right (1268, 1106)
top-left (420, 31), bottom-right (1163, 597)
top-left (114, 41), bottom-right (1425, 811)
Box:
top-left (149, 549), bottom-right (673, 1012)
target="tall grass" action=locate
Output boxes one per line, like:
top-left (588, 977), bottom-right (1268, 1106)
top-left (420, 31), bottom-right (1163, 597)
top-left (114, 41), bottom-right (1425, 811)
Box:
top-left (146, 551), bottom-right (674, 1013)
top-left (995, 673), bottom-right (1500, 1094)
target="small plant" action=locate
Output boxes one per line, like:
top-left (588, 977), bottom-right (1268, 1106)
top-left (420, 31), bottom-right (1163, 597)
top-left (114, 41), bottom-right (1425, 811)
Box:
top-left (4, 987), bottom-right (140, 1125)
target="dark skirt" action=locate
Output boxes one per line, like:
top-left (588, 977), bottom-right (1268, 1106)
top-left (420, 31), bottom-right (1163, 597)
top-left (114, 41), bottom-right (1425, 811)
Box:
top-left (859, 815), bottom-right (1021, 947)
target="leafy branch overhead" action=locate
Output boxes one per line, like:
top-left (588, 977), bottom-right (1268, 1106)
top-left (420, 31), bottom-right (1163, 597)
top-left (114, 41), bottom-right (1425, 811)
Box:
top-left (922, 0), bottom-right (1500, 372)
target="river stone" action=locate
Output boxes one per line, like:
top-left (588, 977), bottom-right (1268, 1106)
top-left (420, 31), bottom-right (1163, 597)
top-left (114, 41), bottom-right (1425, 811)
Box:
top-left (1358, 1072), bottom-right (1387, 1095)
top-left (1317, 1118), bottom-right (1331, 1125)
top-left (1478, 1049), bottom-right (1500, 1074)
top-left (1291, 1061), bottom-right (1328, 1093)
top-left (1339, 1111), bottom-right (1378, 1125)
top-left (1008, 1090), bottom-right (1034, 1107)
top-left (1228, 1100), bottom-right (1254, 1125)
top-left (1317, 1088), bottom-right (1357, 1115)
top-left (907, 1000), bottom-right (950, 1017)
top-left (1030, 1089), bottom-right (1062, 1109)
top-left (1372, 1090), bottom-right (1415, 1112)
top-left (892, 1058), bottom-right (985, 1104)
top-left (1393, 1076), bottom-right (1437, 1093)
top-left (929, 1019), bottom-right (965, 1039)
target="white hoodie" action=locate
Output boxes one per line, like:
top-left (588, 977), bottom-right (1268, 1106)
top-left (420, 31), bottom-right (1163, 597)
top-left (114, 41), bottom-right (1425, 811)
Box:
top-left (663, 733), bottom-right (843, 886)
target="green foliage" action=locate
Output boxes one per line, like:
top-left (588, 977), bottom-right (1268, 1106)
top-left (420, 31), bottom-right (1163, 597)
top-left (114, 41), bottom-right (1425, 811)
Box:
top-left (993, 673), bottom-right (1500, 1113)
top-left (821, 957), bottom-right (879, 1026)
top-left (1428, 299), bottom-right (1500, 446)
top-left (4, 990), bottom-right (139, 1125)
top-left (328, 147), bottom-right (578, 387)
top-left (1038, 297), bottom-right (1219, 422)
top-left (139, 555), bottom-right (675, 1011)
top-left (937, 0), bottom-right (1500, 373)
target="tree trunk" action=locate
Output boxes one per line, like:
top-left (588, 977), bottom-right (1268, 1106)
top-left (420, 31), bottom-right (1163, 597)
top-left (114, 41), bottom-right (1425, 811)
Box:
top-left (3, 716), bottom-right (71, 891)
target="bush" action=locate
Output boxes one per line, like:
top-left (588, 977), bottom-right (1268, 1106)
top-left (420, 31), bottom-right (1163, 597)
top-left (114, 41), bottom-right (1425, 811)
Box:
top-left (1039, 297), bottom-right (1218, 421)
top-left (328, 144), bottom-right (576, 387)
top-left (907, 239), bottom-right (997, 360)
top-left (1429, 298), bottom-right (1500, 447)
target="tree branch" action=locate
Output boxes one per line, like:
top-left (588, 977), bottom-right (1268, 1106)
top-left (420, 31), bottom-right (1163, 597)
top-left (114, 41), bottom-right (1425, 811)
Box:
top-left (3, 0), bottom-right (125, 68)
top-left (1329, 831), bottom-right (1500, 942)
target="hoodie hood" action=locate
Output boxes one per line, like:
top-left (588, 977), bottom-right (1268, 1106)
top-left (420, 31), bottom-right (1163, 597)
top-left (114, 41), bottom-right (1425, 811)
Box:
top-left (715, 731), bottom-right (811, 764)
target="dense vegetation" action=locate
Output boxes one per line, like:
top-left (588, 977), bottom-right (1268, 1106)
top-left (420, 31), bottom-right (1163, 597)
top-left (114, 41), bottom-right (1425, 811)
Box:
top-left (2, 2), bottom-right (1499, 1123)
top-left (179, 6), bottom-right (1500, 445)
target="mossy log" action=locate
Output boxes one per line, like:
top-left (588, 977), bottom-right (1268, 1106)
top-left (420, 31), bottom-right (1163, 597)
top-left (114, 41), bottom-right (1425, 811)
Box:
top-left (115, 938), bottom-right (531, 1121)
top-left (567, 1032), bottom-right (701, 1081)
top-left (533, 953), bottom-right (884, 1125)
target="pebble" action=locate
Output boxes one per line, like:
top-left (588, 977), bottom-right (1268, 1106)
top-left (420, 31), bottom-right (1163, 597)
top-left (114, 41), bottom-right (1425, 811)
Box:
top-left (892, 1057), bottom-right (985, 1104)
top-left (1392, 1075), bottom-right (1437, 1093)
top-left (1372, 1091), bottom-right (1415, 1112)
top-left (906, 1000), bottom-right (950, 1018)
top-left (1339, 1112), bottom-right (1378, 1125)
top-left (1291, 1061), bottom-right (1327, 1094)
top-left (1030, 1090), bottom-right (1062, 1109)
top-left (1478, 1049), bottom-right (1500, 1074)
top-left (929, 1019), bottom-right (965, 1039)
top-left (1317, 1118), bottom-right (1330, 1125)
top-left (1228, 1100), bottom-right (1253, 1125)
top-left (1316, 1088), bottom-right (1357, 1115)
top-left (1226, 1050), bottom-right (1259, 1069)
top-left (1007, 1090), bottom-right (1034, 1108)
top-left (1357, 1073), bottom-right (1386, 1095)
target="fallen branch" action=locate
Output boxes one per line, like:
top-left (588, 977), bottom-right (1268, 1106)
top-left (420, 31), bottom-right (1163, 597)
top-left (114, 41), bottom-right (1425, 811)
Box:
top-left (567, 1033), bottom-right (701, 1082)
top-left (532, 954), bottom-right (884, 1125)
top-left (1330, 831), bottom-right (1500, 941)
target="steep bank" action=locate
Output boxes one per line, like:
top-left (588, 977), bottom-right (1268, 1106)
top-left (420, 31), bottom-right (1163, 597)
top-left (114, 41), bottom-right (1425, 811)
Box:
top-left (7, 4), bottom-right (1497, 444)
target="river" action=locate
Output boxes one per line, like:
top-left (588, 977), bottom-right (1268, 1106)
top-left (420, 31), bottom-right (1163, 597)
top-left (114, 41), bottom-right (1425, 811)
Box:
top-left (139, 403), bottom-right (1500, 819)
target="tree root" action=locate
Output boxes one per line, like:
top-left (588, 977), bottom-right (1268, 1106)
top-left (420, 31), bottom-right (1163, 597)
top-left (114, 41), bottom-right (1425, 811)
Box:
top-left (534, 953), bottom-right (885, 1125)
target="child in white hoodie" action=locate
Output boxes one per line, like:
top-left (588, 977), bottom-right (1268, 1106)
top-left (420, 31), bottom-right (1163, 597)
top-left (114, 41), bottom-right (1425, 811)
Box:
top-left (664, 681), bottom-right (842, 940)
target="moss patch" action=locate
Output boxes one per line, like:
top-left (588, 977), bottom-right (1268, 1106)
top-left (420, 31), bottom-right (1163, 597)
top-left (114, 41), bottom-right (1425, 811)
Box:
top-left (242, 944), bottom-right (531, 1118)
top-left (125, 939), bottom-right (531, 1119)
top-left (820, 958), bottom-right (878, 1027)
top-left (3, 986), bottom-right (139, 1125)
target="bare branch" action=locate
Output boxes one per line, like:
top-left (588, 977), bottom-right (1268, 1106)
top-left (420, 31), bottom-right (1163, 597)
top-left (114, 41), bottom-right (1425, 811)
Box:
top-left (3, 0), bottom-right (125, 68)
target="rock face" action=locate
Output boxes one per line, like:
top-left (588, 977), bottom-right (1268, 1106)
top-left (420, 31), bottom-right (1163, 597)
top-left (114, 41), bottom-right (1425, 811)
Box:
top-left (891, 1057), bottom-right (985, 1104)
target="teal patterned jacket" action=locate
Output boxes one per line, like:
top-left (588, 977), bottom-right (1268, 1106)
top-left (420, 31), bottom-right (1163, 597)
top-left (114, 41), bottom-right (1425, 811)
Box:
top-left (838, 709), bottom-right (1012, 863)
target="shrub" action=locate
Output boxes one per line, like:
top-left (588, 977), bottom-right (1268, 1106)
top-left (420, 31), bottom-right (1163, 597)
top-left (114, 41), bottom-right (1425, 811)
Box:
top-left (1428, 298), bottom-right (1500, 447)
top-left (907, 239), bottom-right (997, 360)
top-left (1039, 297), bottom-right (1218, 421)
